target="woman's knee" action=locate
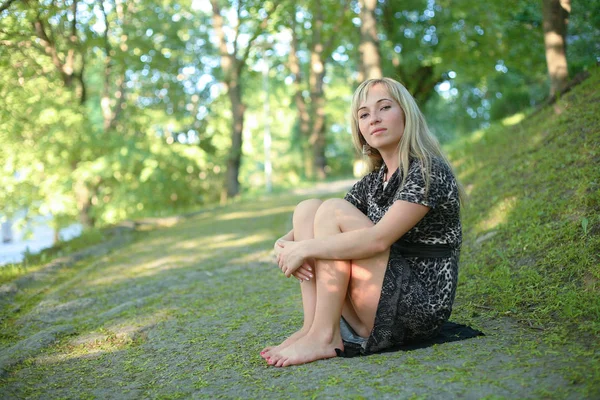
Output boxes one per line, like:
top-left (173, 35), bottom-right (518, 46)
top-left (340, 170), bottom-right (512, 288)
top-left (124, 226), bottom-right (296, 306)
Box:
top-left (314, 198), bottom-right (353, 224)
top-left (293, 199), bottom-right (323, 225)
top-left (314, 198), bottom-right (372, 233)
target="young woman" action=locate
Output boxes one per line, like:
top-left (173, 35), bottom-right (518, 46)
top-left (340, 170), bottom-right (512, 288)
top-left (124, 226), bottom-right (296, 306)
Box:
top-left (261, 77), bottom-right (463, 367)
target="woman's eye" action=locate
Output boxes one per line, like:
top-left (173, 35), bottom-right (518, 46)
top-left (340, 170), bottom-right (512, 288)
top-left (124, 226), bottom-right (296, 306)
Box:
top-left (381, 105), bottom-right (391, 111)
top-left (359, 113), bottom-right (368, 119)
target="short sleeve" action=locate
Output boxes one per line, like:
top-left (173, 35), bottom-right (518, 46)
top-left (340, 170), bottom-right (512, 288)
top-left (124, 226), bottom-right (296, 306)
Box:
top-left (344, 175), bottom-right (370, 215)
top-left (393, 158), bottom-right (445, 208)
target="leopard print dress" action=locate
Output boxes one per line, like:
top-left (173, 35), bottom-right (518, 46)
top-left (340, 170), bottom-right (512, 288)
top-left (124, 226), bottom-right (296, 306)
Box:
top-left (342, 156), bottom-right (462, 355)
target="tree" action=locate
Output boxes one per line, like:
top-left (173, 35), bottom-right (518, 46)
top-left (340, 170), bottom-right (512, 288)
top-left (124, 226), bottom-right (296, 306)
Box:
top-left (0, 0), bottom-right (217, 231)
top-left (0, 1), bottom-right (96, 226)
top-left (358, 0), bottom-right (383, 80)
top-left (287, 0), bottom-right (351, 179)
top-left (208, 0), bottom-right (282, 198)
top-left (542, 0), bottom-right (570, 97)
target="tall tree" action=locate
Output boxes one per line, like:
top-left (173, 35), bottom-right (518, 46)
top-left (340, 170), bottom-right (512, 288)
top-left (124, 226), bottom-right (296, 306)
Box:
top-left (358, 0), bottom-right (383, 80)
top-left (287, 0), bottom-right (350, 179)
top-left (209, 0), bottom-right (281, 198)
top-left (542, 0), bottom-right (570, 96)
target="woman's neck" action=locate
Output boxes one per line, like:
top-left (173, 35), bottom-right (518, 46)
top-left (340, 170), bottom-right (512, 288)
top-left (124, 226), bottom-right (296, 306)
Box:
top-left (380, 151), bottom-right (399, 180)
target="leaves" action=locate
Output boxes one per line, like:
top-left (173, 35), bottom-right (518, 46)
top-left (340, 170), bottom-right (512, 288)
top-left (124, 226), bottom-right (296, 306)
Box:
top-left (0, 0), bottom-right (597, 229)
top-left (582, 217), bottom-right (589, 236)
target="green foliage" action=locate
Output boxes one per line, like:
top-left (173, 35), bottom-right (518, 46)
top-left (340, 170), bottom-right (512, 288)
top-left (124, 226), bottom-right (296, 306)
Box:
top-left (568, 0), bottom-right (600, 74)
top-left (0, 0), bottom-right (222, 229)
top-left (1, 0), bottom-right (598, 232)
top-left (448, 69), bottom-right (600, 336)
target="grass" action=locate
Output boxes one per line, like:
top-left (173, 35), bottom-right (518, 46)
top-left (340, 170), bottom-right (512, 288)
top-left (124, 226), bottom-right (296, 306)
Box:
top-left (448, 68), bottom-right (600, 338)
top-left (0, 70), bottom-right (599, 398)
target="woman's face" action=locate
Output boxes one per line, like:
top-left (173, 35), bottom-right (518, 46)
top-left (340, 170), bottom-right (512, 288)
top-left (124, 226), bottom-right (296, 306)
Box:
top-left (357, 84), bottom-right (405, 154)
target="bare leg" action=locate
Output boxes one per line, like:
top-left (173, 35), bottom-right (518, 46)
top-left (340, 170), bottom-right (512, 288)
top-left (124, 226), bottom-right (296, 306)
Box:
top-left (261, 199), bottom-right (322, 359)
top-left (268, 199), bottom-right (389, 367)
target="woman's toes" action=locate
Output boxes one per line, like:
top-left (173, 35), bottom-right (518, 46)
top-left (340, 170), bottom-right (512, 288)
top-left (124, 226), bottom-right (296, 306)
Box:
top-left (275, 357), bottom-right (287, 368)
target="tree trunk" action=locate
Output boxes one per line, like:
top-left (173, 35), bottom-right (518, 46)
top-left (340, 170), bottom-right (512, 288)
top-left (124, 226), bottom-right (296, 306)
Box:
top-left (210, 0), bottom-right (243, 198)
top-left (542, 0), bottom-right (570, 97)
top-left (312, 123), bottom-right (327, 180)
top-left (210, 0), bottom-right (279, 198)
top-left (308, 2), bottom-right (327, 180)
top-left (289, 15), bottom-right (312, 179)
top-left (74, 181), bottom-right (95, 228)
top-left (309, 75), bottom-right (326, 179)
top-left (289, 2), bottom-right (347, 180)
top-left (100, 0), bottom-right (128, 132)
top-left (400, 65), bottom-right (441, 105)
top-left (226, 81), bottom-right (245, 197)
top-left (358, 0), bottom-right (382, 80)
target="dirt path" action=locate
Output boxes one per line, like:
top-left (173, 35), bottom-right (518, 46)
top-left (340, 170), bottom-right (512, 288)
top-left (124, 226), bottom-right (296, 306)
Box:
top-left (0, 182), bottom-right (598, 399)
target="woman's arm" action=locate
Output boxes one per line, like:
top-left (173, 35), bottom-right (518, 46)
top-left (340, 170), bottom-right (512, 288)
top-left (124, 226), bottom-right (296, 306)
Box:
top-left (276, 200), bottom-right (429, 277)
top-left (307, 200), bottom-right (428, 260)
top-left (279, 229), bottom-right (294, 242)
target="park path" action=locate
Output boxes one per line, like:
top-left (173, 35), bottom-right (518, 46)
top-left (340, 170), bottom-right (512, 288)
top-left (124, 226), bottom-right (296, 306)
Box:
top-left (0, 179), bottom-right (598, 399)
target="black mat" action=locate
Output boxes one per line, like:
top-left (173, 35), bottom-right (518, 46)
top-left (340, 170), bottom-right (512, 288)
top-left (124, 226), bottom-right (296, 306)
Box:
top-left (336, 321), bottom-right (484, 358)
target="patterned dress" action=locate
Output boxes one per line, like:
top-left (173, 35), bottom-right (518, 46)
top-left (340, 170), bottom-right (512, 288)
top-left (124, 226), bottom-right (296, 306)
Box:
top-left (342, 156), bottom-right (462, 355)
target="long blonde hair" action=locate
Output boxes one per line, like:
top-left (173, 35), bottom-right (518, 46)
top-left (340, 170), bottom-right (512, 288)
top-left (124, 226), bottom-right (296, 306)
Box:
top-left (350, 77), bottom-right (465, 203)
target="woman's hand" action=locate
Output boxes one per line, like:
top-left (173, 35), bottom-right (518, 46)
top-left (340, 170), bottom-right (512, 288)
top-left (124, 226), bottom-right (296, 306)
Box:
top-left (274, 239), bottom-right (313, 281)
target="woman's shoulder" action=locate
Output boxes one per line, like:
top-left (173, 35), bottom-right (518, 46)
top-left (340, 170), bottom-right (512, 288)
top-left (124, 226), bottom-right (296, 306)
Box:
top-left (411, 155), bottom-right (453, 176)
top-left (406, 156), bottom-right (458, 194)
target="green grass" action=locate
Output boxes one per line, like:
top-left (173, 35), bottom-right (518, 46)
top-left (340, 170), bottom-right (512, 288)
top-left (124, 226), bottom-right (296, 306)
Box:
top-left (448, 68), bottom-right (600, 338)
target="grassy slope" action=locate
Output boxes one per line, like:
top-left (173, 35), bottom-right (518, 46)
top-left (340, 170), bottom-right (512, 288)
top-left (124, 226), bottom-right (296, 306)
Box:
top-left (448, 68), bottom-right (600, 338)
top-left (0, 70), bottom-right (598, 399)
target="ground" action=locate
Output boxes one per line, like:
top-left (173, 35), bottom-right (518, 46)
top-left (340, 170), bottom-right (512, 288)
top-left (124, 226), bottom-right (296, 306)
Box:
top-left (0, 180), bottom-right (598, 399)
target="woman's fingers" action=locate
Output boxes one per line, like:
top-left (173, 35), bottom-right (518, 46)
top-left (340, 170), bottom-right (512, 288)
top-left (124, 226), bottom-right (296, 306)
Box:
top-left (296, 266), bottom-right (313, 279)
top-left (292, 270), bottom-right (307, 280)
top-left (293, 271), bottom-right (311, 282)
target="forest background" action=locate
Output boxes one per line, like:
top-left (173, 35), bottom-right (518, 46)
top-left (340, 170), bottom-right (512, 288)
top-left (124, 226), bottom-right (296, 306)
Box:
top-left (0, 0), bottom-right (597, 235)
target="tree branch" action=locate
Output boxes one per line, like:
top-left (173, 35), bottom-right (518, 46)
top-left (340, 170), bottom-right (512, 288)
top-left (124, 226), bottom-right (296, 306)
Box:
top-left (323, 1), bottom-right (350, 58)
top-left (0, 0), bottom-right (18, 13)
top-left (100, 0), bottom-right (113, 129)
top-left (209, 0), bottom-right (234, 83)
top-left (77, 51), bottom-right (86, 104)
top-left (237, 1), bottom-right (282, 76)
top-left (232, 0), bottom-right (242, 56)
top-left (32, 16), bottom-right (68, 84)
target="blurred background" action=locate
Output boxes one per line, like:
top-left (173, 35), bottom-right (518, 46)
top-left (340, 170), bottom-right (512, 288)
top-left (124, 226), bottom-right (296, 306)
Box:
top-left (0, 0), bottom-right (598, 262)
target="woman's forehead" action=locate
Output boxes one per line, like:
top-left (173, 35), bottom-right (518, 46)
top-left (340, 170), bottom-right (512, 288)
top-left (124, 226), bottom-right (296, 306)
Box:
top-left (359, 84), bottom-right (392, 107)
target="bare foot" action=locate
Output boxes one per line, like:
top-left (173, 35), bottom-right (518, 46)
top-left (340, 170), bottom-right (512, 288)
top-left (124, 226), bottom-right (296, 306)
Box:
top-left (267, 331), bottom-right (343, 367)
top-left (260, 328), bottom-right (308, 360)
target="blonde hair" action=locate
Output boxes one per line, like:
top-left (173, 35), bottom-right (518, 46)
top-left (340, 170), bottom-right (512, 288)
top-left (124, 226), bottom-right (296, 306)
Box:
top-left (350, 77), bottom-right (465, 203)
